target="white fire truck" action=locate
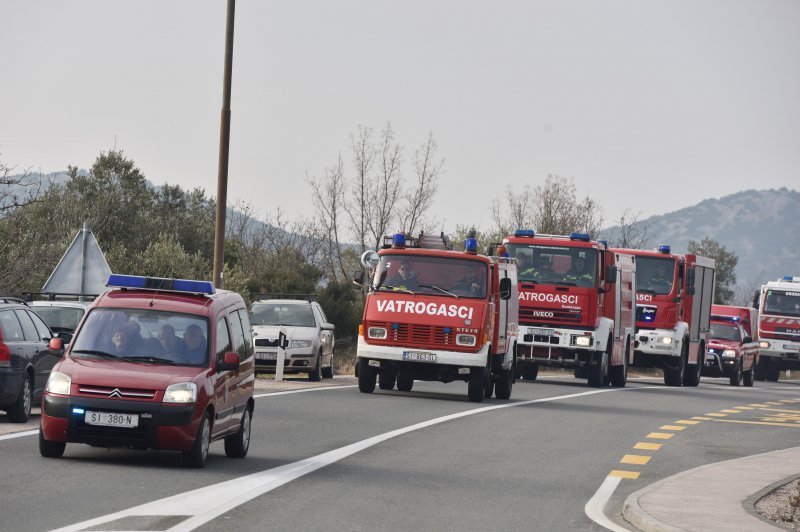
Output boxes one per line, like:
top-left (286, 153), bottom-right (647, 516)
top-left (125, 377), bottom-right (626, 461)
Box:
top-left (356, 232), bottom-right (519, 402)
top-left (754, 276), bottom-right (800, 382)
top-left (613, 245), bottom-right (716, 387)
top-left (502, 230), bottom-right (637, 387)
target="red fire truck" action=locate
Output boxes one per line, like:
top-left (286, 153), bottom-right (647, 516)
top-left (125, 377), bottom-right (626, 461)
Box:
top-left (501, 230), bottom-right (636, 387)
top-left (356, 232), bottom-right (518, 402)
top-left (702, 305), bottom-right (759, 386)
top-left (613, 245), bottom-right (715, 387)
top-left (754, 276), bottom-right (800, 382)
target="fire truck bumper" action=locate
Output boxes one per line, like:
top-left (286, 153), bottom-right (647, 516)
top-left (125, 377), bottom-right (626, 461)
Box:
top-left (758, 342), bottom-right (800, 360)
top-left (634, 329), bottom-right (680, 357)
top-left (356, 337), bottom-right (490, 367)
top-left (518, 326), bottom-right (596, 351)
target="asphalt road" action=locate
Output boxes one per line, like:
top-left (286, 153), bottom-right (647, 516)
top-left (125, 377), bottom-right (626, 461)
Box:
top-left (1, 375), bottom-right (799, 532)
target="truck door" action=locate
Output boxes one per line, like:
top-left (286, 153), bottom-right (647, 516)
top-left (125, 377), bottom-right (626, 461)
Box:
top-left (496, 265), bottom-right (509, 353)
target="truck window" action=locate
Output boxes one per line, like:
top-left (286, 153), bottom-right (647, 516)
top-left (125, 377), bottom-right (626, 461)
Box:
top-left (504, 244), bottom-right (597, 287)
top-left (635, 257), bottom-right (675, 295)
top-left (375, 255), bottom-right (489, 298)
top-left (763, 290), bottom-right (800, 317)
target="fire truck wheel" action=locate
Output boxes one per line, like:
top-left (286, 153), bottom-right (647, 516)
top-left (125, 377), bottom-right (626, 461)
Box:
top-left (495, 366), bottom-right (513, 400)
top-left (743, 367), bottom-right (755, 387)
top-left (588, 351), bottom-right (608, 388)
top-left (754, 357), bottom-right (769, 381)
top-left (683, 339), bottom-right (702, 387)
top-left (664, 342), bottom-right (687, 387)
top-left (396, 369), bottom-right (414, 392)
top-left (610, 345), bottom-right (628, 388)
top-left (521, 363), bottom-right (539, 381)
top-left (766, 364), bottom-right (781, 382)
top-left (729, 361), bottom-right (743, 386)
top-left (358, 359), bottom-right (377, 393)
top-left (378, 368), bottom-right (397, 390)
top-left (468, 367), bottom-right (486, 403)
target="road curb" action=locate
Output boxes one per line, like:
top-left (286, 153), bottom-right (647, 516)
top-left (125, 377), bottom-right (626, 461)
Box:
top-left (623, 483), bottom-right (685, 532)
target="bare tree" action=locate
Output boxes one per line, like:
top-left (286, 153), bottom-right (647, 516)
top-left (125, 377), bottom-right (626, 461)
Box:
top-left (0, 156), bottom-right (42, 219)
top-left (490, 184), bottom-right (536, 240)
top-left (344, 125), bottom-right (376, 256)
top-left (398, 131), bottom-right (443, 236)
top-left (612, 208), bottom-right (652, 249)
top-left (307, 155), bottom-right (348, 283)
top-left (366, 123), bottom-right (402, 252)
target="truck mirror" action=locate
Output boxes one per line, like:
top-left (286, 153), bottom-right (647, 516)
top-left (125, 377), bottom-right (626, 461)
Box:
top-left (499, 277), bottom-right (512, 300)
top-left (743, 336), bottom-right (753, 344)
top-left (605, 265), bottom-right (617, 284)
top-left (360, 250), bottom-right (380, 270)
top-left (352, 269), bottom-right (365, 285)
top-left (752, 290), bottom-right (760, 309)
top-left (686, 286), bottom-right (696, 296)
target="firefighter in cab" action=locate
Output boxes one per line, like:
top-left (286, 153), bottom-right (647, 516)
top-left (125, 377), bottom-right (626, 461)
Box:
top-left (564, 256), bottom-right (592, 285)
top-left (387, 260), bottom-right (420, 291)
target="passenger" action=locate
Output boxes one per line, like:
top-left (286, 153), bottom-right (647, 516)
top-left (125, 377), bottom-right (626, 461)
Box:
top-left (159, 324), bottom-right (183, 354)
top-left (110, 328), bottom-right (129, 355)
top-left (182, 324), bottom-right (207, 364)
top-left (522, 255), bottom-right (555, 281)
top-left (452, 268), bottom-right (484, 296)
top-left (387, 261), bottom-right (420, 291)
top-left (123, 320), bottom-right (144, 352)
top-left (564, 257), bottom-right (593, 285)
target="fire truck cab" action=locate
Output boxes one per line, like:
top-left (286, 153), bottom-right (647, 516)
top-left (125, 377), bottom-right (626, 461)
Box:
top-left (502, 230), bottom-right (636, 387)
top-left (616, 245), bottom-right (715, 387)
top-left (754, 276), bottom-right (800, 382)
top-left (356, 232), bottom-right (518, 403)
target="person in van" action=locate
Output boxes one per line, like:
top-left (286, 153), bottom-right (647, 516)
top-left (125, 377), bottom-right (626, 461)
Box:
top-left (182, 324), bottom-right (207, 364)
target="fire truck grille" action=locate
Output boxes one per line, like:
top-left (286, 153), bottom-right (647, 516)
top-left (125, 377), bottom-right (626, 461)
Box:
top-left (519, 307), bottom-right (581, 326)
top-left (367, 321), bottom-right (472, 351)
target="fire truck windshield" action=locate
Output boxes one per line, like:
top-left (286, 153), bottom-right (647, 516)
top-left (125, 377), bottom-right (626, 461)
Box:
top-left (636, 257), bottom-right (676, 295)
top-left (504, 243), bottom-right (596, 287)
top-left (374, 255), bottom-right (488, 298)
top-left (763, 290), bottom-right (800, 317)
top-left (709, 322), bottom-right (741, 342)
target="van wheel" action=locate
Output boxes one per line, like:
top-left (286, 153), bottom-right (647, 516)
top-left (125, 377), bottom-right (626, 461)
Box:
top-left (468, 367), bottom-right (486, 403)
top-left (357, 358), bottom-right (376, 393)
top-left (183, 412), bottom-right (211, 468)
top-left (224, 407), bottom-right (251, 458)
top-left (39, 428), bottom-right (66, 458)
top-left (7, 373), bottom-right (32, 423)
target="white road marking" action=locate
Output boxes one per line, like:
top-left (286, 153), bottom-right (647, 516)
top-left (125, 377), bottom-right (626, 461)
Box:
top-left (0, 429), bottom-right (37, 442)
top-left (254, 384), bottom-right (356, 398)
top-left (585, 475), bottom-right (629, 532)
top-left (52, 387), bottom-right (635, 532)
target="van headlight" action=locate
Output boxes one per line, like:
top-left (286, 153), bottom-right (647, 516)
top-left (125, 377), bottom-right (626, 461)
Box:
top-left (456, 334), bottom-right (476, 346)
top-left (368, 327), bottom-right (387, 339)
top-left (45, 372), bottom-right (71, 395)
top-left (722, 349), bottom-right (737, 357)
top-left (163, 382), bottom-right (197, 403)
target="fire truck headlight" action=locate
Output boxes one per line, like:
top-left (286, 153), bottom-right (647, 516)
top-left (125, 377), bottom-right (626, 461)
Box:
top-left (575, 336), bottom-right (592, 347)
top-left (456, 334), bottom-right (477, 346)
top-left (759, 341), bottom-right (770, 348)
top-left (368, 327), bottom-right (387, 339)
top-left (722, 349), bottom-right (737, 357)
top-left (660, 337), bottom-right (673, 345)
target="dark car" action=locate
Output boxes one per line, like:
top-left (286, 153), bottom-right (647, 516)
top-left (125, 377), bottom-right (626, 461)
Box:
top-left (0, 297), bottom-right (63, 422)
top-left (39, 275), bottom-right (255, 468)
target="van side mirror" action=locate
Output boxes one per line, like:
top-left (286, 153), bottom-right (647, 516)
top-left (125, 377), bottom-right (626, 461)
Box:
top-left (605, 265), bottom-right (617, 284)
top-left (219, 351), bottom-right (240, 371)
top-left (499, 277), bottom-right (512, 300)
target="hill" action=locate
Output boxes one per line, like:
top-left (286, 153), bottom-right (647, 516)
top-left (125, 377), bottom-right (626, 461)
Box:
top-left (600, 188), bottom-right (800, 292)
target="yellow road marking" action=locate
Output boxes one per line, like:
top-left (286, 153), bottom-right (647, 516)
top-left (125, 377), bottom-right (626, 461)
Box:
top-left (749, 404), bottom-right (771, 407)
top-left (715, 419), bottom-right (800, 429)
top-left (766, 402), bottom-right (783, 405)
top-left (720, 409), bottom-right (740, 414)
top-left (634, 442), bottom-right (662, 450)
top-left (779, 399), bottom-right (794, 403)
top-left (704, 413), bottom-right (728, 417)
top-left (647, 432), bottom-right (674, 440)
top-left (621, 454), bottom-right (651, 465)
top-left (660, 425), bottom-right (686, 431)
top-left (758, 408), bottom-right (800, 414)
top-left (692, 416), bottom-right (713, 421)
top-left (609, 470), bottom-right (640, 479)
top-left (733, 406), bottom-right (755, 410)
top-left (675, 420), bottom-right (700, 425)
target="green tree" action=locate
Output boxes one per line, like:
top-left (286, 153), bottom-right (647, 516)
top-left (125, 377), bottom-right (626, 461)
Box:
top-left (316, 281), bottom-right (363, 340)
top-left (687, 237), bottom-right (738, 304)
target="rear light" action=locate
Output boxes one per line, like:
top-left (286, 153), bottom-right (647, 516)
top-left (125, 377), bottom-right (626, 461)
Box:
top-left (0, 343), bottom-right (9, 367)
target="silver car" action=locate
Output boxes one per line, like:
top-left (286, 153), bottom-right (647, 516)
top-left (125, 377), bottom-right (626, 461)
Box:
top-left (251, 299), bottom-right (335, 381)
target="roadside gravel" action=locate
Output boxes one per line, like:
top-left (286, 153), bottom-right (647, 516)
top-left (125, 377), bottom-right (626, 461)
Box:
top-left (756, 478), bottom-right (800, 530)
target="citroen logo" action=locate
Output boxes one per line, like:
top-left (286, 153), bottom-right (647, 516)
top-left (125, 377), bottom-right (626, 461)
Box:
top-left (108, 388), bottom-right (122, 398)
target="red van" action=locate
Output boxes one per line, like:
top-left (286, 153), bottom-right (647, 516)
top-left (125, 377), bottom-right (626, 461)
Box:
top-left (39, 275), bottom-right (255, 468)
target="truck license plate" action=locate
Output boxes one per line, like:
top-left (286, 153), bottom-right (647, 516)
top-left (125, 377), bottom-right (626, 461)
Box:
top-left (256, 351), bottom-right (278, 360)
top-left (85, 411), bottom-right (138, 428)
top-left (402, 351), bottom-right (436, 362)
top-left (529, 328), bottom-right (554, 336)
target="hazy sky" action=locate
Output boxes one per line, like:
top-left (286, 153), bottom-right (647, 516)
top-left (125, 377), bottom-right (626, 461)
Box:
top-left (2, 1), bottom-right (798, 234)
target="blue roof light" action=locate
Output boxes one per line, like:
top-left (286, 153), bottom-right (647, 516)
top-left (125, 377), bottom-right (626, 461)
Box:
top-left (658, 244), bottom-right (671, 254)
top-left (569, 232), bottom-right (591, 242)
top-left (513, 229), bottom-right (535, 238)
top-left (598, 239), bottom-right (608, 247)
top-left (392, 233), bottom-right (406, 248)
top-left (464, 237), bottom-right (478, 254)
top-left (107, 274), bottom-right (215, 295)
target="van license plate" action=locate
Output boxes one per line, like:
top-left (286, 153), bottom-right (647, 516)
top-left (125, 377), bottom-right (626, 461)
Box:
top-left (85, 411), bottom-right (138, 428)
top-left (402, 351), bottom-right (436, 362)
top-left (256, 351), bottom-right (278, 360)
top-left (529, 328), bottom-right (554, 336)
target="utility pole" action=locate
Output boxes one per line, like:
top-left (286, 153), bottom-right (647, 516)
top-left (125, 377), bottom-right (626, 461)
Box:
top-left (212, 0), bottom-right (236, 289)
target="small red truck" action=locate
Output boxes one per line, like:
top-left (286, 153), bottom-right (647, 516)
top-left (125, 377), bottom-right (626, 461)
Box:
top-left (612, 245), bottom-right (716, 387)
top-left (754, 276), bottom-right (800, 382)
top-left (356, 232), bottom-right (518, 402)
top-left (502, 230), bottom-right (636, 387)
top-left (702, 305), bottom-right (759, 386)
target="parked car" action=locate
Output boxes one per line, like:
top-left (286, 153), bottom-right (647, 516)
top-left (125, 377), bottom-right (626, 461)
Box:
top-left (0, 297), bottom-right (63, 422)
top-left (250, 298), bottom-right (335, 381)
top-left (39, 275), bottom-right (255, 467)
top-left (29, 300), bottom-right (88, 345)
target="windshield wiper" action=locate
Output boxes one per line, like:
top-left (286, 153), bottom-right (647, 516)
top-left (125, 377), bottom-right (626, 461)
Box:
top-left (375, 286), bottom-right (415, 295)
top-left (419, 284), bottom-right (459, 298)
top-left (71, 349), bottom-right (118, 359)
top-left (121, 356), bottom-right (178, 365)
top-left (551, 281), bottom-right (577, 287)
top-left (638, 289), bottom-right (657, 295)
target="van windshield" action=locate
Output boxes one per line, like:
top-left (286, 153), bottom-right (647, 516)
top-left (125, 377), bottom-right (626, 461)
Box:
top-left (70, 308), bottom-right (210, 366)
